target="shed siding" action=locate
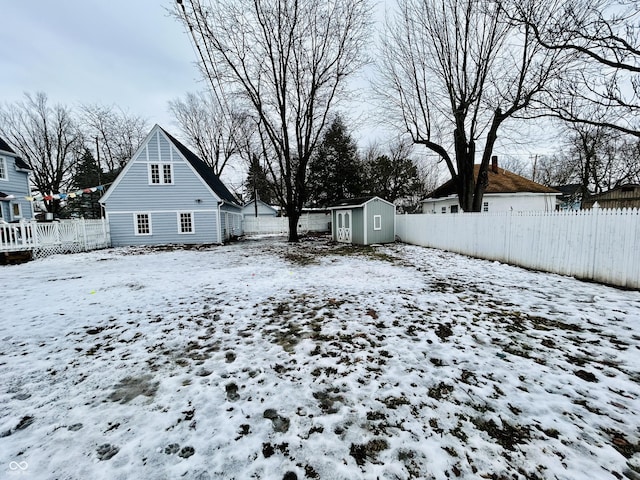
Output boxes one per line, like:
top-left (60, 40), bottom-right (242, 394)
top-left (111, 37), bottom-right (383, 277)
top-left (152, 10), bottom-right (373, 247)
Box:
top-left (108, 210), bottom-right (219, 247)
top-left (367, 199), bottom-right (395, 244)
top-left (0, 154), bottom-right (33, 221)
top-left (351, 208), bottom-right (364, 244)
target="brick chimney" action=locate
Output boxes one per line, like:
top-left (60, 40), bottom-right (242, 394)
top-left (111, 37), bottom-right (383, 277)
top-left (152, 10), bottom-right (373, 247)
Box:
top-left (491, 156), bottom-right (498, 174)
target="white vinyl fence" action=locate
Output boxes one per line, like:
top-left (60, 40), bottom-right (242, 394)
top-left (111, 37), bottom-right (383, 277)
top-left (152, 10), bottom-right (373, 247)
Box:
top-left (396, 208), bottom-right (640, 289)
top-left (0, 219), bottom-right (110, 259)
top-left (243, 213), bottom-right (331, 235)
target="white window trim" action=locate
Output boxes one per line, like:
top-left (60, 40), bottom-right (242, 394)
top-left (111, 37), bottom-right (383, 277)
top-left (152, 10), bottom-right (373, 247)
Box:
top-left (373, 214), bottom-right (382, 231)
top-left (11, 202), bottom-right (22, 220)
top-left (0, 156), bottom-right (7, 181)
top-left (147, 163), bottom-right (173, 185)
top-left (177, 211), bottom-right (195, 234)
top-left (0, 202), bottom-right (4, 219)
top-left (134, 212), bottom-right (152, 236)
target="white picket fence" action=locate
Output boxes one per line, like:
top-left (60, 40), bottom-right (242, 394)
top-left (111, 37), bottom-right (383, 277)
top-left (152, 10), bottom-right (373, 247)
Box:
top-left (396, 208), bottom-right (640, 289)
top-left (0, 219), bottom-right (110, 259)
top-left (243, 213), bottom-right (331, 235)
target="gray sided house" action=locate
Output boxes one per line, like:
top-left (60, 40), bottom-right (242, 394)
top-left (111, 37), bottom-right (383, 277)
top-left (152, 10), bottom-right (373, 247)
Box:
top-left (329, 196), bottom-right (395, 245)
top-left (0, 136), bottom-right (33, 222)
top-left (99, 125), bottom-right (242, 247)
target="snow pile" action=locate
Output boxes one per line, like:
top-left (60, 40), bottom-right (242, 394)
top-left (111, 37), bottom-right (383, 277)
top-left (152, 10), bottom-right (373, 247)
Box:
top-left (1, 237), bottom-right (639, 480)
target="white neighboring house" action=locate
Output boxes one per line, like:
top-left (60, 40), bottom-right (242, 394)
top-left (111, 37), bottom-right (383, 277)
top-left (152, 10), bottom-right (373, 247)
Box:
top-left (241, 198), bottom-right (278, 218)
top-left (422, 158), bottom-right (560, 214)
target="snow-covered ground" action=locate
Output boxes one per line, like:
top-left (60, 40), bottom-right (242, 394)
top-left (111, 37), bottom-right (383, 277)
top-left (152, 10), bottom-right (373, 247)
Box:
top-left (1, 237), bottom-right (639, 480)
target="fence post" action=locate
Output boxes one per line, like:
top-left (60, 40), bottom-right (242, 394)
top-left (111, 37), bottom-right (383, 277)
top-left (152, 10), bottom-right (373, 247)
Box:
top-left (589, 203), bottom-right (600, 281)
top-left (80, 218), bottom-right (88, 251)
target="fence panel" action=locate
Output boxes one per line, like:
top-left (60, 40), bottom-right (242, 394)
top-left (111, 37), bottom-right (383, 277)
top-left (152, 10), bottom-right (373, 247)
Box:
top-left (396, 208), bottom-right (640, 289)
top-left (1, 219), bottom-right (111, 259)
top-left (243, 213), bottom-right (330, 235)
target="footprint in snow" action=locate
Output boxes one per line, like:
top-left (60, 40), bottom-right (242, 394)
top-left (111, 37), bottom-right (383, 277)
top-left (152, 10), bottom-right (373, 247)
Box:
top-left (226, 383), bottom-right (240, 401)
top-left (164, 443), bottom-right (180, 454)
top-left (263, 409), bottom-right (290, 433)
top-left (96, 443), bottom-right (119, 461)
top-left (179, 446), bottom-right (195, 458)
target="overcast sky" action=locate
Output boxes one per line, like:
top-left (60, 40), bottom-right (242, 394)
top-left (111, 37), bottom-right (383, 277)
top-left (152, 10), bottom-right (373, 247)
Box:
top-left (1, 0), bottom-right (553, 171)
top-left (1, 0), bottom-right (201, 130)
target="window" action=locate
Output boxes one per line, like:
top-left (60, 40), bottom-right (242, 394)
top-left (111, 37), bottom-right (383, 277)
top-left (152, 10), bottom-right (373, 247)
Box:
top-left (178, 212), bottom-right (194, 234)
top-left (163, 164), bottom-right (172, 184)
top-left (150, 164), bottom-right (159, 184)
top-left (149, 163), bottom-right (172, 185)
top-left (483, 201), bottom-right (489, 212)
top-left (11, 202), bottom-right (22, 219)
top-left (441, 207), bottom-right (446, 214)
top-left (450, 205), bottom-right (459, 213)
top-left (135, 213), bottom-right (151, 235)
top-left (0, 156), bottom-right (6, 180)
top-left (373, 215), bottom-right (382, 230)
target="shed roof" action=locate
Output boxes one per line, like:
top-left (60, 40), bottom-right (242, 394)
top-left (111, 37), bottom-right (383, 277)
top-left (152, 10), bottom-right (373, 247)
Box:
top-left (426, 165), bottom-right (559, 199)
top-left (328, 196), bottom-right (395, 209)
top-left (160, 127), bottom-right (240, 206)
top-left (587, 184), bottom-right (640, 200)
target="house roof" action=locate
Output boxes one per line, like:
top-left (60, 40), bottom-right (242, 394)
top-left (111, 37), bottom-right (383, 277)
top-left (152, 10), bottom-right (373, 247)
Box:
top-left (0, 136), bottom-right (30, 170)
top-left (0, 136), bottom-right (16, 155)
top-left (159, 127), bottom-right (239, 206)
top-left (587, 184), bottom-right (640, 200)
top-left (551, 184), bottom-right (583, 197)
top-left (426, 165), bottom-right (560, 199)
top-left (328, 196), bottom-right (395, 209)
top-left (242, 198), bottom-right (278, 212)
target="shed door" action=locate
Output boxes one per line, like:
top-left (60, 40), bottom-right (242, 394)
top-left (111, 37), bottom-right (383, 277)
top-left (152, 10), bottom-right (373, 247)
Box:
top-left (336, 210), bottom-right (352, 243)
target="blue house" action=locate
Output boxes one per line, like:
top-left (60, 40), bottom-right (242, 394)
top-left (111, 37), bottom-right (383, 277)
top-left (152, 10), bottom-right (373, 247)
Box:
top-left (0, 136), bottom-right (33, 222)
top-left (99, 125), bottom-right (242, 247)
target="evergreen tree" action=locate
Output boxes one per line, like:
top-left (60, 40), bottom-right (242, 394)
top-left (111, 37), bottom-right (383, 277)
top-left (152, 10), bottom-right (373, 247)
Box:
top-left (65, 148), bottom-right (104, 218)
top-left (244, 154), bottom-right (275, 205)
top-left (362, 139), bottom-right (429, 211)
top-left (306, 117), bottom-right (363, 207)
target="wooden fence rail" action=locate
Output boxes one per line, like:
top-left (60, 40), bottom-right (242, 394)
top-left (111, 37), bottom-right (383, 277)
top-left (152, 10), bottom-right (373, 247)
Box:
top-left (396, 208), bottom-right (640, 289)
top-left (0, 219), bottom-right (110, 259)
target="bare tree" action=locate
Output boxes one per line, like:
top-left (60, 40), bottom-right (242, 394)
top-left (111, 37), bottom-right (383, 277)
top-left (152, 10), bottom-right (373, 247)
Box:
top-left (174, 0), bottom-right (372, 241)
top-left (168, 91), bottom-right (248, 176)
top-left (376, 0), bottom-right (567, 211)
top-left (513, 0), bottom-right (640, 136)
top-left (0, 93), bottom-right (81, 214)
top-left (533, 154), bottom-right (579, 187)
top-left (79, 104), bottom-right (148, 173)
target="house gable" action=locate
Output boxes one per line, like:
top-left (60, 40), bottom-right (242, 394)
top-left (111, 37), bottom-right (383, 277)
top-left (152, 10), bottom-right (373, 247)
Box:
top-left (100, 125), bottom-right (225, 210)
top-left (100, 125), bottom-right (247, 246)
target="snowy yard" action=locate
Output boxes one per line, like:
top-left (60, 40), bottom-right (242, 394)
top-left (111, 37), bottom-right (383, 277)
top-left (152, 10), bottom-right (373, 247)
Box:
top-left (1, 237), bottom-right (640, 480)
